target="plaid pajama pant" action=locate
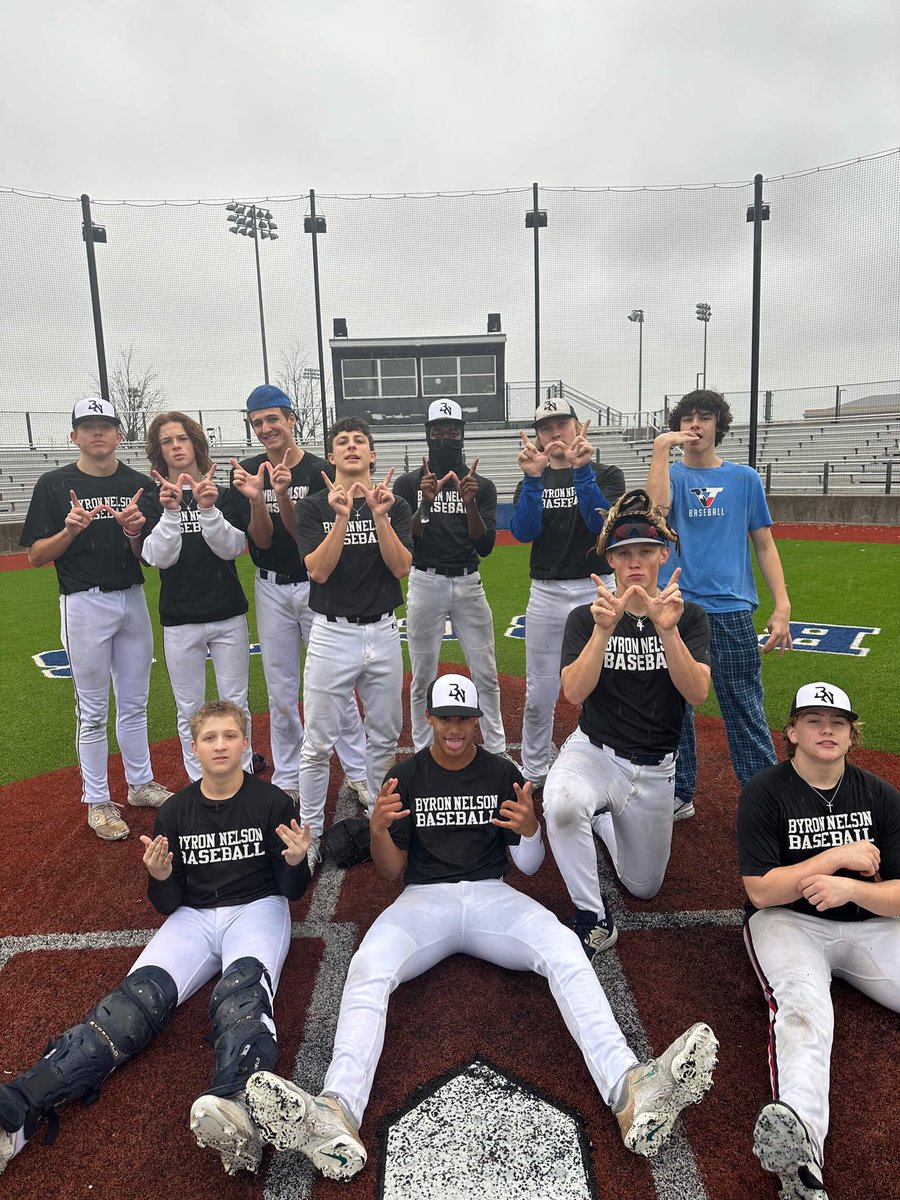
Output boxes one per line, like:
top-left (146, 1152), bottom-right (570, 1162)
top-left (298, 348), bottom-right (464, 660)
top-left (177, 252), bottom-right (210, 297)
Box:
top-left (675, 608), bottom-right (775, 804)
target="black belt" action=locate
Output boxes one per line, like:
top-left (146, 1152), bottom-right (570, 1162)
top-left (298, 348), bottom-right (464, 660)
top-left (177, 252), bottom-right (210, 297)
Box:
top-left (589, 736), bottom-right (668, 767)
top-left (325, 612), bottom-right (391, 625)
top-left (258, 569), bottom-right (305, 585)
top-left (414, 565), bottom-right (477, 577)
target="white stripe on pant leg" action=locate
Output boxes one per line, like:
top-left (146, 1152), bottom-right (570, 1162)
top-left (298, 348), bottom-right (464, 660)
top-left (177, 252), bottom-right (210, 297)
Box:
top-left (254, 574), bottom-right (305, 790)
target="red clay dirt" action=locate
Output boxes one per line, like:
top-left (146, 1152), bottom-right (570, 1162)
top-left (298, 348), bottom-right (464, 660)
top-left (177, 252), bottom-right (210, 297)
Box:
top-left (0, 674), bottom-right (897, 1200)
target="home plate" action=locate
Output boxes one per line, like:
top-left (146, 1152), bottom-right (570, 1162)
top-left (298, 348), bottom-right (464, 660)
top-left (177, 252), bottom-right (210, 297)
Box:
top-left (379, 1057), bottom-right (595, 1199)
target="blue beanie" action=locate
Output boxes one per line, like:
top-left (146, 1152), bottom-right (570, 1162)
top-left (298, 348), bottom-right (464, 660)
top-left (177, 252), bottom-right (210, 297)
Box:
top-left (246, 384), bottom-right (292, 412)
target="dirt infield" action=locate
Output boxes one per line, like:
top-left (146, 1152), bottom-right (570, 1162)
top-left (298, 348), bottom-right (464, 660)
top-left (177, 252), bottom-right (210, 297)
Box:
top-left (1, 671), bottom-right (897, 1200)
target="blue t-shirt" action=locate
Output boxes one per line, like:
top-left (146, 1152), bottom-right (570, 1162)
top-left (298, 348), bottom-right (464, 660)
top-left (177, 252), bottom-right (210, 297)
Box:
top-left (658, 459), bottom-right (772, 613)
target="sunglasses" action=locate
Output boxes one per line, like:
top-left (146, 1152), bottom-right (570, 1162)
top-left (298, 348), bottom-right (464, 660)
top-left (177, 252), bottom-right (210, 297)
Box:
top-left (608, 520), bottom-right (664, 544)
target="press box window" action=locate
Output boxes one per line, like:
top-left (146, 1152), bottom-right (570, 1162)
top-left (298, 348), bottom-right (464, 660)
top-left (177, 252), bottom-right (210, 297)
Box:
top-left (422, 355), bottom-right (496, 397)
top-left (342, 358), bottom-right (418, 399)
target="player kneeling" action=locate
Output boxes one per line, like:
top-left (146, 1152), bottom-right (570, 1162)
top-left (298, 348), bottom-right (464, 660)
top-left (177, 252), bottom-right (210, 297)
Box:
top-left (0, 700), bottom-right (311, 1178)
top-left (242, 674), bottom-right (719, 1180)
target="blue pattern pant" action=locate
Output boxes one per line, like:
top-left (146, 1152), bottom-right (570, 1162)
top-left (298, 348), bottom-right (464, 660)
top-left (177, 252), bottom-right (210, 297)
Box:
top-left (675, 609), bottom-right (775, 804)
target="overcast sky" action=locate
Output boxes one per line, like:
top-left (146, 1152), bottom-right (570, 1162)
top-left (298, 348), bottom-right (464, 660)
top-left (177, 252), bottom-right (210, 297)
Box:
top-left (1, 0), bottom-right (898, 426)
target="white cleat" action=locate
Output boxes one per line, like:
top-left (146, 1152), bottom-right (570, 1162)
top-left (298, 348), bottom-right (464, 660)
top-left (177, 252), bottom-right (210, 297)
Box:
top-left (753, 1102), bottom-right (828, 1199)
top-left (246, 1071), bottom-right (366, 1180)
top-left (190, 1093), bottom-right (263, 1176)
top-left (614, 1022), bottom-right (719, 1157)
top-left (344, 776), bottom-right (371, 812)
top-left (127, 780), bottom-right (173, 809)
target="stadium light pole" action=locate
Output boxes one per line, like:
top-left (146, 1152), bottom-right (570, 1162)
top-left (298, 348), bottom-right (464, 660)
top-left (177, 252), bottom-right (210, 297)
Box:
top-left (695, 302), bottom-right (711, 388)
top-left (627, 309), bottom-right (644, 424)
top-left (304, 190), bottom-right (330, 454)
top-left (226, 202), bottom-right (278, 384)
top-left (525, 184), bottom-right (547, 412)
top-left (80, 194), bottom-right (110, 401)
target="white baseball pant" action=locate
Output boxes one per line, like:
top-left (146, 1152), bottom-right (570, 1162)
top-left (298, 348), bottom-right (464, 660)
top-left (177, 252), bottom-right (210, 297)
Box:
top-left (162, 615), bottom-right (253, 780)
top-left (744, 906), bottom-right (900, 1167)
top-left (543, 728), bottom-right (677, 910)
top-left (254, 572), bottom-right (366, 791)
top-left (129, 894), bottom-right (291, 1032)
top-left (323, 878), bottom-right (638, 1128)
top-left (298, 614), bottom-right (403, 837)
top-left (520, 577), bottom-right (607, 782)
top-left (60, 587), bottom-right (155, 806)
top-left (406, 568), bottom-right (506, 755)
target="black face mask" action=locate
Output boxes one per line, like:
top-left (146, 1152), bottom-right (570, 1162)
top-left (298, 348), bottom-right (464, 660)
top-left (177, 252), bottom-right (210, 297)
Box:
top-left (426, 437), bottom-right (465, 475)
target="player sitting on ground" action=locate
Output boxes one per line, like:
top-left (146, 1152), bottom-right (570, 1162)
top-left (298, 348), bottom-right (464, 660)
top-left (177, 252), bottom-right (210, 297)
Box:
top-left (0, 700), bottom-right (312, 1179)
top-left (542, 490), bottom-right (711, 958)
top-left (240, 673), bottom-right (719, 1181)
top-left (738, 683), bottom-right (900, 1200)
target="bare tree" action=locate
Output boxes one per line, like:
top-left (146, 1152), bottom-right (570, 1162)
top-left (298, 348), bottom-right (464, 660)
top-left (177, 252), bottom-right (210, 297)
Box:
top-left (274, 342), bottom-right (330, 444)
top-left (92, 344), bottom-right (166, 443)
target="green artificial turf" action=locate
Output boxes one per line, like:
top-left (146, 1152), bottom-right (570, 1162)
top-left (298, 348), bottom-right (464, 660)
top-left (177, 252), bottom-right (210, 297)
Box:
top-left (2, 538), bottom-right (898, 786)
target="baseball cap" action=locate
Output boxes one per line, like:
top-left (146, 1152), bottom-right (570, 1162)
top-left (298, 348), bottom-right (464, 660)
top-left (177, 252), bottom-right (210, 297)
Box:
top-left (425, 398), bottom-right (464, 427)
top-left (71, 397), bottom-right (120, 427)
top-left (789, 682), bottom-right (858, 721)
top-left (426, 673), bottom-right (483, 718)
top-left (534, 399), bottom-right (577, 428)
top-left (246, 384), bottom-right (293, 413)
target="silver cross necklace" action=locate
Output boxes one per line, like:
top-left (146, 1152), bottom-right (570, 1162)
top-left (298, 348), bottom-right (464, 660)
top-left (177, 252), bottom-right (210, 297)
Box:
top-left (792, 763), bottom-right (844, 813)
top-left (626, 611), bottom-right (647, 632)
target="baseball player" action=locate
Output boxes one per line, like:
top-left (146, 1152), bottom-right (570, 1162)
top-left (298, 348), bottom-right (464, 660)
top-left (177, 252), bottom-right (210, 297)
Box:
top-left (293, 417), bottom-right (413, 857)
top-left (738, 683), bottom-right (900, 1200)
top-left (646, 389), bottom-right (792, 820)
top-left (19, 397), bottom-right (171, 842)
top-left (241, 672), bottom-right (719, 1180)
top-left (393, 398), bottom-right (506, 755)
top-left (138, 411), bottom-right (255, 780)
top-left (510, 400), bottom-right (626, 789)
top-left (229, 384), bottom-right (368, 806)
top-left (542, 490), bottom-right (711, 958)
top-left (0, 699), bottom-right (312, 1179)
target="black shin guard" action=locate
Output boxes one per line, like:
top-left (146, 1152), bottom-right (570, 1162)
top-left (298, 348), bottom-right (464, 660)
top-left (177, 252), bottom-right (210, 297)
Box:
top-left (206, 957), bottom-right (278, 1099)
top-left (0, 966), bottom-right (177, 1142)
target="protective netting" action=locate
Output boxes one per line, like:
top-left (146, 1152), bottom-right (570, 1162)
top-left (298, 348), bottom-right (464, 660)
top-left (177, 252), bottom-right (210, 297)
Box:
top-left (1, 150), bottom-right (898, 500)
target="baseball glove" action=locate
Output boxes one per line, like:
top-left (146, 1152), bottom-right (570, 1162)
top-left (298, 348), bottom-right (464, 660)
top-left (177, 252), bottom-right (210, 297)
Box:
top-left (322, 818), bottom-right (372, 868)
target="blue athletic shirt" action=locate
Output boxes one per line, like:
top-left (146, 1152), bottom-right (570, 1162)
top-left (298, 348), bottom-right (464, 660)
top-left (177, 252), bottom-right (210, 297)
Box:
top-left (659, 460), bottom-right (772, 613)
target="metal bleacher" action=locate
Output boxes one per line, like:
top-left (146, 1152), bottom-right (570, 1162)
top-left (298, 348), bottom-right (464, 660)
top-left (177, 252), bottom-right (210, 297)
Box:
top-left (1, 411), bottom-right (898, 524)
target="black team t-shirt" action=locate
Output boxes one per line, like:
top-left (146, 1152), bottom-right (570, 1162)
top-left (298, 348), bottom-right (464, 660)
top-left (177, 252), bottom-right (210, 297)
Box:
top-left (393, 467), bottom-right (497, 569)
top-left (20, 461), bottom-right (153, 594)
top-left (737, 760), bottom-right (900, 922)
top-left (233, 450), bottom-right (330, 579)
top-left (139, 485), bottom-right (249, 626)
top-left (147, 773), bottom-right (311, 914)
top-left (388, 747), bottom-right (526, 885)
top-left (294, 491), bottom-right (413, 618)
top-left (513, 463), bottom-right (626, 579)
top-left (561, 602), bottom-right (710, 755)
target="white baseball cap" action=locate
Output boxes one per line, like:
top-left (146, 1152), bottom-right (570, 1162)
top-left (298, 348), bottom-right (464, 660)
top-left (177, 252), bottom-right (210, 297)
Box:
top-left (790, 682), bottom-right (858, 721)
top-left (426, 673), bottom-right (483, 718)
top-left (426, 398), bottom-right (464, 426)
top-left (72, 396), bottom-right (121, 427)
top-left (534, 398), bottom-right (577, 428)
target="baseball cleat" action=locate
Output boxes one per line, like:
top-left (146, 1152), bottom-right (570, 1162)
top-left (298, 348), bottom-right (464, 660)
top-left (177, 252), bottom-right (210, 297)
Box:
top-left (127, 780), bottom-right (173, 809)
top-left (307, 836), bottom-right (322, 874)
top-left (573, 902), bottom-right (618, 960)
top-left (87, 801), bottom-right (130, 841)
top-left (345, 776), bottom-right (371, 813)
top-left (281, 788), bottom-right (299, 806)
top-left (753, 1102), bottom-right (828, 1199)
top-left (614, 1022), bottom-right (719, 1157)
top-left (245, 1072), bottom-right (366, 1180)
top-left (673, 798), bottom-right (696, 822)
top-left (252, 752), bottom-right (270, 775)
top-left (190, 1093), bottom-right (262, 1176)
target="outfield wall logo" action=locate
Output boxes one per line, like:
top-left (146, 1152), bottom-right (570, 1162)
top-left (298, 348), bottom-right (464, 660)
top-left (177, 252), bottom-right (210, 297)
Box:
top-left (30, 619), bottom-right (881, 678)
top-left (756, 622), bottom-right (880, 657)
top-left (32, 645), bottom-right (262, 679)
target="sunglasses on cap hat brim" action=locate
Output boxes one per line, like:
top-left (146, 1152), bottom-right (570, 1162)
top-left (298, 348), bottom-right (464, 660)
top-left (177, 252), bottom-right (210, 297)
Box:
top-left (606, 520), bottom-right (666, 546)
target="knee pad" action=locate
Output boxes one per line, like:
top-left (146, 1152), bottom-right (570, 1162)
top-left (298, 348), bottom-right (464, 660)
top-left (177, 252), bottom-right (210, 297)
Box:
top-left (207, 958), bottom-right (277, 1098)
top-left (0, 966), bottom-right (177, 1143)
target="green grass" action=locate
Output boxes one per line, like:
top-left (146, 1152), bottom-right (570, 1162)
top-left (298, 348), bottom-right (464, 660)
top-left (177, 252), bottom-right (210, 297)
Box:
top-left (2, 538), bottom-right (898, 786)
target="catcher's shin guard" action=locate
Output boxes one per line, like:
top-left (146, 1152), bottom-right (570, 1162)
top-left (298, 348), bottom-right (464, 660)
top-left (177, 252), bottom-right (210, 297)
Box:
top-left (206, 957), bottom-right (278, 1098)
top-left (0, 966), bottom-right (177, 1143)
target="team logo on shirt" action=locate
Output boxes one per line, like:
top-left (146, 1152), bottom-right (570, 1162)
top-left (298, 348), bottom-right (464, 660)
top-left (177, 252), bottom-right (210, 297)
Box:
top-left (414, 793), bottom-right (499, 827)
top-left (689, 487), bottom-right (724, 508)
